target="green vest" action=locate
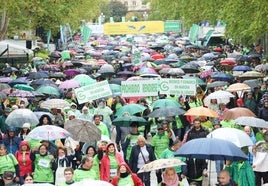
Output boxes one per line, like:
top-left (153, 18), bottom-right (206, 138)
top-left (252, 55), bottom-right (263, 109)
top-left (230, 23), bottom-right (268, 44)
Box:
top-left (125, 134), bottom-right (139, 161)
top-left (0, 154), bottom-right (18, 175)
top-left (118, 174), bottom-right (134, 186)
top-left (74, 168), bottom-right (97, 182)
top-left (33, 154), bottom-right (54, 183)
top-left (151, 134), bottom-right (170, 159)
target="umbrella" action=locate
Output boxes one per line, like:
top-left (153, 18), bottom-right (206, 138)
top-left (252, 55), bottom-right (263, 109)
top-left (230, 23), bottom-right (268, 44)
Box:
top-left (0, 77), bottom-right (12, 83)
top-left (8, 77), bottom-right (29, 87)
top-left (239, 71), bottom-right (264, 79)
top-left (180, 63), bottom-right (200, 73)
top-left (63, 69), bottom-right (80, 77)
top-left (112, 116), bottom-right (148, 127)
top-left (36, 85), bottom-right (60, 97)
top-left (9, 89), bottom-right (41, 98)
top-left (3, 67), bottom-right (18, 74)
top-left (0, 83), bottom-right (11, 91)
top-left (220, 58), bottom-right (236, 66)
top-left (138, 67), bottom-right (158, 75)
top-left (166, 68), bottom-right (185, 76)
top-left (243, 79), bottom-right (262, 89)
top-left (33, 111), bottom-right (55, 121)
top-left (98, 64), bottom-right (115, 74)
top-left (115, 104), bottom-right (146, 117)
top-left (27, 72), bottom-right (49, 80)
top-left (211, 72), bottom-right (234, 83)
top-left (109, 84), bottom-right (121, 96)
top-left (151, 99), bottom-right (181, 109)
top-left (13, 84), bottom-right (34, 91)
top-left (0, 92), bottom-right (7, 99)
top-left (184, 106), bottom-right (218, 117)
top-left (207, 128), bottom-right (253, 148)
top-left (26, 125), bottom-right (71, 141)
top-left (226, 83), bottom-right (251, 92)
top-left (203, 90), bottom-right (235, 106)
top-left (58, 79), bottom-right (80, 90)
top-left (30, 79), bottom-right (56, 87)
top-left (5, 109), bottom-right (39, 127)
top-left (40, 99), bottom-right (70, 110)
top-left (207, 81), bottom-right (229, 89)
top-left (223, 107), bottom-right (256, 120)
top-left (174, 138), bottom-right (248, 161)
top-left (234, 116), bottom-right (268, 128)
top-left (232, 65), bottom-right (252, 72)
top-left (137, 158), bottom-right (186, 173)
top-left (148, 107), bottom-right (186, 118)
top-left (65, 119), bottom-right (101, 142)
top-left (73, 74), bottom-right (96, 86)
top-left (255, 64), bottom-right (268, 72)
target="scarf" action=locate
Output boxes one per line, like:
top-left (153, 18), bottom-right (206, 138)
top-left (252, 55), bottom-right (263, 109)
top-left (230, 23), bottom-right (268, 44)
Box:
top-left (162, 173), bottom-right (179, 186)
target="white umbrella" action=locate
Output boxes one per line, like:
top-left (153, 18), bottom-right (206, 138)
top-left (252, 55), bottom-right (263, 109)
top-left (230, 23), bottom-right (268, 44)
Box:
top-left (40, 99), bottom-right (71, 110)
top-left (6, 108), bottom-right (39, 128)
top-left (234, 116), bottom-right (268, 128)
top-left (203, 90), bottom-right (235, 106)
top-left (207, 128), bottom-right (253, 148)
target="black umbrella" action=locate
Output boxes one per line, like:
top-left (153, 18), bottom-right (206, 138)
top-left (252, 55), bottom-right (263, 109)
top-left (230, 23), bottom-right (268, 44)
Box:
top-left (148, 107), bottom-right (186, 118)
top-left (180, 63), bottom-right (200, 73)
top-left (8, 77), bottom-right (29, 87)
top-left (27, 72), bottom-right (49, 80)
top-left (243, 79), bottom-right (262, 89)
top-left (3, 67), bottom-right (18, 74)
top-left (207, 81), bottom-right (229, 89)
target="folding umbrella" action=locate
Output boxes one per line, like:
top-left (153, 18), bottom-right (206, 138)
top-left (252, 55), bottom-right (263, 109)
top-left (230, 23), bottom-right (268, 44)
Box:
top-left (148, 107), bottom-right (186, 118)
top-left (112, 116), bottom-right (148, 127)
top-left (234, 116), bottom-right (268, 128)
top-left (151, 99), bottom-right (181, 109)
top-left (36, 85), bottom-right (60, 97)
top-left (184, 107), bottom-right (218, 118)
top-left (223, 107), bottom-right (256, 120)
top-left (40, 99), bottom-right (70, 110)
top-left (58, 79), bottom-right (80, 90)
top-left (226, 83), bottom-right (251, 92)
top-left (203, 90), bottom-right (235, 106)
top-left (5, 109), bottom-right (39, 128)
top-left (115, 104), bottom-right (146, 117)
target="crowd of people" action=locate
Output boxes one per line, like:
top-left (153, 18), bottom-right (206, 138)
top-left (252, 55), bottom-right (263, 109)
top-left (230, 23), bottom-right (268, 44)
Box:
top-left (0, 32), bottom-right (268, 186)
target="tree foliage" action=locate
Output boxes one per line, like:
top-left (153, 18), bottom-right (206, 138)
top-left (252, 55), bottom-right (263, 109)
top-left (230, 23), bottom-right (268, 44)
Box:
top-left (0, 0), bottom-right (102, 39)
top-left (100, 1), bottom-right (128, 22)
top-left (150, 0), bottom-right (268, 44)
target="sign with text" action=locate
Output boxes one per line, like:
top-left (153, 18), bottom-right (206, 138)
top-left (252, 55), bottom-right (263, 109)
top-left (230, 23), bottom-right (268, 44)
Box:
top-left (104, 21), bottom-right (164, 35)
top-left (74, 80), bottom-right (112, 104)
top-left (159, 79), bottom-right (196, 95)
top-left (121, 80), bottom-right (159, 97)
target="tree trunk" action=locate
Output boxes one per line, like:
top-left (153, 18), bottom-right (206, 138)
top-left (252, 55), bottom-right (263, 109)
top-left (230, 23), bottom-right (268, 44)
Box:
top-left (0, 9), bottom-right (10, 41)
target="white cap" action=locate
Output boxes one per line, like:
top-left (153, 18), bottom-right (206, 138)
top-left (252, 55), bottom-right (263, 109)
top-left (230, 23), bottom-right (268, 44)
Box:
top-left (22, 123), bottom-right (31, 129)
top-left (82, 106), bottom-right (88, 111)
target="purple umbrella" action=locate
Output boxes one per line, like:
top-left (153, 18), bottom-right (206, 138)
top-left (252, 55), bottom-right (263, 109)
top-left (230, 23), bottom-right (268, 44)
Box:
top-left (58, 79), bottom-right (80, 90)
top-left (0, 77), bottom-right (13, 83)
top-left (63, 69), bottom-right (80, 77)
top-left (138, 67), bottom-right (158, 75)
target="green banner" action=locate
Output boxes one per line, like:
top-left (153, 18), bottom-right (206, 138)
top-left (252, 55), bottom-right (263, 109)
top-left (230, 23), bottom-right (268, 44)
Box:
top-left (82, 26), bottom-right (92, 43)
top-left (164, 21), bottom-right (181, 32)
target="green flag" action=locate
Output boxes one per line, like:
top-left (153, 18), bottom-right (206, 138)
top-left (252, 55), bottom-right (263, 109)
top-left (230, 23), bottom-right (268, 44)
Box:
top-left (82, 26), bottom-right (92, 43)
top-left (47, 30), bottom-right (51, 50)
top-left (132, 45), bottom-right (141, 65)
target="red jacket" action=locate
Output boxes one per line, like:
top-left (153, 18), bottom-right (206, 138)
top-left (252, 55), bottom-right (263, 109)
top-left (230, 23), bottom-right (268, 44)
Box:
top-left (110, 162), bottom-right (143, 186)
top-left (15, 141), bottom-right (32, 176)
top-left (100, 143), bottom-right (124, 182)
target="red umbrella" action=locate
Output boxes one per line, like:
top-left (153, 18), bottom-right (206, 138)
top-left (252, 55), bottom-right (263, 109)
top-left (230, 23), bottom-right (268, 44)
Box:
top-left (97, 59), bottom-right (107, 66)
top-left (220, 58), bottom-right (236, 66)
top-left (151, 53), bottom-right (165, 60)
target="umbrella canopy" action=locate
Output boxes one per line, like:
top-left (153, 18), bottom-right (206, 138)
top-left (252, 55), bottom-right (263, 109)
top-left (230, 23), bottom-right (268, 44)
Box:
top-left (203, 90), bottom-right (235, 106)
top-left (226, 83), bottom-right (251, 92)
top-left (138, 158), bottom-right (186, 173)
top-left (8, 77), bottom-right (29, 87)
top-left (223, 107), bottom-right (256, 120)
top-left (13, 84), bottom-right (34, 92)
top-left (73, 74), bottom-right (96, 86)
top-left (40, 99), bottom-right (71, 110)
top-left (98, 64), bottom-right (115, 74)
top-left (9, 89), bottom-right (41, 98)
top-left (26, 125), bottom-right (71, 141)
top-left (65, 119), bottom-right (101, 142)
top-left (175, 138), bottom-right (248, 161)
top-left (0, 77), bottom-right (12, 83)
top-left (239, 71), bottom-right (264, 79)
top-left (36, 85), bottom-right (60, 97)
top-left (232, 65), bottom-right (252, 72)
top-left (255, 64), bottom-right (268, 72)
top-left (63, 69), bottom-right (80, 77)
top-left (0, 83), bottom-right (11, 91)
top-left (180, 63), bottom-right (200, 73)
top-left (207, 128), bottom-right (253, 148)
top-left (5, 109), bottom-right (39, 127)
top-left (243, 79), bottom-right (262, 89)
top-left (166, 68), bottom-right (185, 76)
top-left (115, 104), bottom-right (146, 117)
top-left (151, 99), bottom-right (181, 109)
top-left (0, 92), bottom-right (7, 99)
top-left (148, 107), bottom-right (186, 118)
top-left (211, 72), bottom-right (234, 83)
top-left (184, 106), bottom-right (218, 117)
top-left (58, 79), bottom-right (80, 90)
top-left (220, 58), bottom-right (236, 66)
top-left (112, 116), bottom-right (148, 127)
top-left (234, 116), bottom-right (268, 128)
top-left (30, 79), bottom-right (56, 87)
top-left (3, 67), bottom-right (18, 74)
top-left (207, 81), bottom-right (229, 89)
top-left (27, 72), bottom-right (49, 80)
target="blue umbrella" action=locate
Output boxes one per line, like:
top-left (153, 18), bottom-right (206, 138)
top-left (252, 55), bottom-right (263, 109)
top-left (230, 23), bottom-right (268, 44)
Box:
top-left (232, 65), bottom-right (252, 72)
top-left (211, 72), bottom-right (234, 83)
top-left (175, 138), bottom-right (248, 161)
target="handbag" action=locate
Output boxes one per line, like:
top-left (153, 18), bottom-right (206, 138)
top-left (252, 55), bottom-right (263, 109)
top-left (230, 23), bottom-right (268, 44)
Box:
top-left (140, 148), bottom-right (150, 164)
top-left (55, 159), bottom-right (67, 186)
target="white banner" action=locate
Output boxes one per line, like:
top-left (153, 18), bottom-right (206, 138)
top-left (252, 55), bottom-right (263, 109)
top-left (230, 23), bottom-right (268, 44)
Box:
top-left (121, 80), bottom-right (159, 97)
top-left (159, 78), bottom-right (196, 95)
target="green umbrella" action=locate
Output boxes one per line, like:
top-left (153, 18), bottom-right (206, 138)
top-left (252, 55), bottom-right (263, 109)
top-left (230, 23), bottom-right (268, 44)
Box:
top-left (73, 74), bottom-right (96, 86)
top-left (14, 84), bottom-right (34, 92)
top-left (109, 84), bottom-right (121, 96)
top-left (182, 76), bottom-right (206, 86)
top-left (34, 61), bottom-right (47, 67)
top-left (36, 85), bottom-right (60, 97)
top-left (151, 99), bottom-right (181, 109)
top-left (115, 104), bottom-right (146, 117)
top-left (112, 116), bottom-right (148, 127)
top-left (0, 83), bottom-right (11, 91)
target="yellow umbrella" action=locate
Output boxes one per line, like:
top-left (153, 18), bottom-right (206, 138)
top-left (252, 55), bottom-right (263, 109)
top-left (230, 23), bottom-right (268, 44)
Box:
top-left (184, 106), bottom-right (218, 117)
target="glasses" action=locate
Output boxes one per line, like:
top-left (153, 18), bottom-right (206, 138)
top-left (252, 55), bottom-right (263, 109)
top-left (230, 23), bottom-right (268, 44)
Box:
top-left (158, 128), bottom-right (164, 130)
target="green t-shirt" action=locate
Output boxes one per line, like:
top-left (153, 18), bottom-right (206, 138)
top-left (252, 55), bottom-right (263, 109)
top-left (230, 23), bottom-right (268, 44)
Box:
top-left (125, 134), bottom-right (139, 161)
top-left (96, 123), bottom-right (110, 138)
top-left (33, 154), bottom-right (54, 183)
top-left (151, 134), bottom-right (170, 159)
top-left (0, 154), bottom-right (18, 175)
top-left (118, 174), bottom-right (134, 186)
top-left (74, 168), bottom-right (97, 182)
top-left (109, 153), bottom-right (118, 179)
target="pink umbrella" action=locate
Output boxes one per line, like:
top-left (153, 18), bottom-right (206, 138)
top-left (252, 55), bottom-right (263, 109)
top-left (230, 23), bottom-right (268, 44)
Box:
top-left (58, 79), bottom-right (80, 90)
top-left (138, 67), bottom-right (157, 75)
top-left (63, 69), bottom-right (80, 77)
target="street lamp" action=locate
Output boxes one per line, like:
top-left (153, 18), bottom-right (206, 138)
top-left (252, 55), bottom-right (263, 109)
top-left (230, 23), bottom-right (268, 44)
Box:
top-left (143, 11), bottom-right (148, 21)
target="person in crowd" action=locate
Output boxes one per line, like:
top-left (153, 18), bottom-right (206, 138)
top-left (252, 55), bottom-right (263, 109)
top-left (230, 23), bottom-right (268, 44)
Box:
top-left (255, 128), bottom-right (268, 142)
top-left (115, 112), bottom-right (131, 152)
top-left (161, 119), bottom-right (176, 143)
top-left (73, 156), bottom-right (97, 182)
top-left (40, 140), bottom-right (57, 158)
top-left (58, 167), bottom-right (75, 186)
top-left (14, 141), bottom-right (32, 184)
top-left (252, 130), bottom-right (268, 186)
top-left (111, 96), bottom-right (125, 116)
top-left (78, 106), bottom-right (93, 121)
top-left (52, 147), bottom-right (75, 186)
top-left (217, 170), bottom-right (236, 186)
top-left (199, 116), bottom-right (213, 132)
top-left (67, 103), bottom-right (81, 118)
top-left (51, 108), bottom-right (64, 127)
top-left (121, 121), bottom-right (140, 163)
top-left (129, 135), bottom-right (156, 186)
top-left (93, 114), bottom-right (110, 138)
top-left (252, 87), bottom-right (263, 104)
top-left (84, 101), bottom-right (96, 115)
top-left (243, 126), bottom-right (256, 165)
top-left (30, 144), bottom-right (54, 184)
top-left (258, 100), bottom-right (268, 121)
top-left (0, 144), bottom-right (20, 184)
top-left (186, 118), bottom-right (209, 142)
top-left (0, 107), bottom-right (12, 134)
top-left (23, 173), bottom-right (34, 184)
top-left (36, 114), bottom-right (53, 127)
top-left (111, 162), bottom-right (143, 186)
top-left (100, 142), bottom-right (124, 182)
top-left (18, 123), bottom-right (31, 141)
top-left (244, 91), bottom-right (258, 115)
top-left (2, 171), bottom-right (19, 186)
top-left (94, 99), bottom-right (113, 133)
top-left (161, 167), bottom-right (183, 186)
top-left (151, 124), bottom-right (171, 159)
top-left (208, 98), bottom-right (219, 113)
top-left (217, 103), bottom-right (229, 121)
top-left (2, 127), bottom-right (21, 155)
top-left (161, 139), bottom-right (187, 181)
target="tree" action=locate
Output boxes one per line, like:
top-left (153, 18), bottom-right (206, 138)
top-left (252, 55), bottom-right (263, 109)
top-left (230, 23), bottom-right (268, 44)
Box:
top-left (109, 1), bottom-right (128, 22)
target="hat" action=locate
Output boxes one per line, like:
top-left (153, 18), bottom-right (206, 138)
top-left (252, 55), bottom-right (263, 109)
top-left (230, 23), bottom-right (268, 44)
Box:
top-left (82, 106), bottom-right (88, 111)
top-left (68, 111), bottom-right (75, 117)
top-left (22, 122), bottom-right (31, 129)
top-left (157, 124), bottom-right (164, 130)
top-left (4, 107), bottom-right (12, 113)
top-left (8, 126), bottom-right (15, 132)
top-left (70, 102), bottom-right (77, 107)
top-left (3, 171), bottom-right (14, 180)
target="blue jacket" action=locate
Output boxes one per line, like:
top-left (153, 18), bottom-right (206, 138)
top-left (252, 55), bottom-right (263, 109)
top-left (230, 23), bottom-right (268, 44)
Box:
top-left (2, 135), bottom-right (21, 154)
